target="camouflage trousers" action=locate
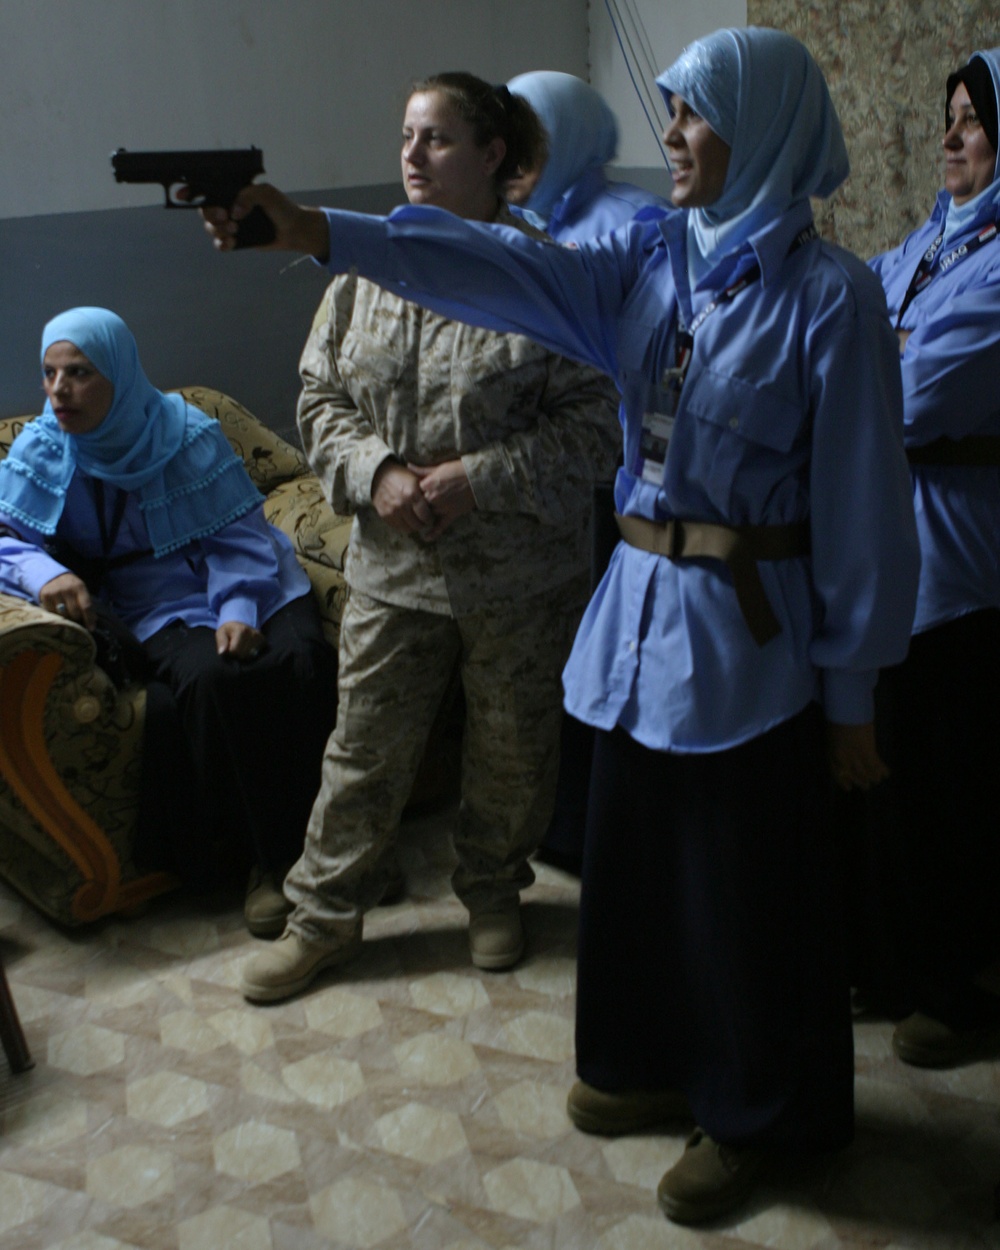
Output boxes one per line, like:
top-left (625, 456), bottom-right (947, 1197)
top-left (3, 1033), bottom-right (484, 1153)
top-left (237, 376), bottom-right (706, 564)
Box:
top-left (283, 577), bottom-right (587, 942)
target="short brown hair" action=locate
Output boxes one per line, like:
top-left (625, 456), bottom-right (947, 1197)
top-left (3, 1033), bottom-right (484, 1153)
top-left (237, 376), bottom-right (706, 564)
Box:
top-left (411, 71), bottom-right (548, 186)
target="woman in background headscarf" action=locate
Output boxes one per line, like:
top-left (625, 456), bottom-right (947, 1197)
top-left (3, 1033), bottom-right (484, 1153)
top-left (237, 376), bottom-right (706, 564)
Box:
top-left (859, 47), bottom-right (1000, 1066)
top-left (504, 70), bottom-right (670, 242)
top-left (505, 71), bottom-right (672, 878)
top-left (0, 309), bottom-right (337, 934)
top-left (201, 26), bottom-right (919, 1225)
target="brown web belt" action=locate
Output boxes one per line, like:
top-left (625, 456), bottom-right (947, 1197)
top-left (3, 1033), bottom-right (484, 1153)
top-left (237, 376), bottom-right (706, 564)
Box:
top-left (614, 513), bottom-right (810, 647)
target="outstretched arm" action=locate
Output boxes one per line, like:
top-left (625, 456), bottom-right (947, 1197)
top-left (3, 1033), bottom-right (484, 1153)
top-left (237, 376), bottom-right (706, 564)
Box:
top-left (201, 184), bottom-right (646, 381)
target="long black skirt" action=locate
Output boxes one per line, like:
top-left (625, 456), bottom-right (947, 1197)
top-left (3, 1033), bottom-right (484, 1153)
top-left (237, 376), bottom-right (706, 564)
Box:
top-left (536, 482), bottom-right (621, 877)
top-left (134, 594), bottom-right (338, 887)
top-left (576, 705), bottom-right (853, 1152)
top-left (842, 607), bottom-right (1000, 1026)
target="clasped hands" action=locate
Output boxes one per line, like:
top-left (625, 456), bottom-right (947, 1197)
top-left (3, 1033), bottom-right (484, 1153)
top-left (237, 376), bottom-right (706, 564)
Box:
top-left (371, 458), bottom-right (475, 540)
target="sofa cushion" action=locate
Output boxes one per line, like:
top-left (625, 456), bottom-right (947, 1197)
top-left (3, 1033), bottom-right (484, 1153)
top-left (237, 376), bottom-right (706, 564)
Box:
top-left (0, 415), bottom-right (31, 462)
top-left (177, 387), bottom-right (309, 491)
top-left (263, 477), bottom-right (351, 573)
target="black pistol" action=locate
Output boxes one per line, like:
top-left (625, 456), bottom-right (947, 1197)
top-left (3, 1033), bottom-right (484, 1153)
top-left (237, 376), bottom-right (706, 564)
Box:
top-left (111, 146), bottom-right (276, 248)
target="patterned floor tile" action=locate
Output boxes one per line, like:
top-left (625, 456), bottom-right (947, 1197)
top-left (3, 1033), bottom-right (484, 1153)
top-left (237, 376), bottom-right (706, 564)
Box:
top-left (2, 806), bottom-right (1000, 1249)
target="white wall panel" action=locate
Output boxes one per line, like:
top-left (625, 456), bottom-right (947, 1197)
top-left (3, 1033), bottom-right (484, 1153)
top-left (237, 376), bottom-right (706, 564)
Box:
top-left (589, 0), bottom-right (747, 171)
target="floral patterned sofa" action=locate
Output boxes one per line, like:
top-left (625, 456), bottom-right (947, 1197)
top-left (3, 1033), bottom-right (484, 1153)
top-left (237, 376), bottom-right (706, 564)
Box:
top-left (0, 388), bottom-right (353, 926)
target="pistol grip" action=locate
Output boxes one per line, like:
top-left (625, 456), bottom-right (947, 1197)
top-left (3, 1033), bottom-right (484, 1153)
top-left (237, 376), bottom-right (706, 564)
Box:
top-left (235, 206), bottom-right (277, 249)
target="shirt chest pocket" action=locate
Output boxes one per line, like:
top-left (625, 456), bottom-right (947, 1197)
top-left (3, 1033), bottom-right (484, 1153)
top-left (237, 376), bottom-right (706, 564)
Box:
top-left (681, 367), bottom-right (805, 456)
top-left (617, 312), bottom-right (670, 384)
top-left (452, 326), bottom-right (548, 392)
top-left (339, 323), bottom-right (411, 395)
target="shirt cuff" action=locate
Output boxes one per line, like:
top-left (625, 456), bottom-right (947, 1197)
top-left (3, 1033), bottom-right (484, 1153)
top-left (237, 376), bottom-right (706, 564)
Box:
top-left (822, 667), bottom-right (876, 726)
top-left (321, 208), bottom-right (392, 275)
top-left (217, 596), bottom-right (259, 630)
top-left (15, 549), bottom-right (73, 599)
top-left (349, 440), bottom-right (399, 505)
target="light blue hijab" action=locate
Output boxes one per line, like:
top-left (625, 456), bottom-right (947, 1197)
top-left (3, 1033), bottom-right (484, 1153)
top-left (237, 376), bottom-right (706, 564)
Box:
top-left (942, 46), bottom-right (1000, 245)
top-left (506, 71), bottom-right (618, 226)
top-left (656, 27), bottom-right (849, 280)
top-left (0, 307), bottom-right (262, 555)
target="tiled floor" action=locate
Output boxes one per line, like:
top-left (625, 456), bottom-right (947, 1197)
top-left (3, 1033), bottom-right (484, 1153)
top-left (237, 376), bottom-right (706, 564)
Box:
top-left (1, 804), bottom-right (999, 1249)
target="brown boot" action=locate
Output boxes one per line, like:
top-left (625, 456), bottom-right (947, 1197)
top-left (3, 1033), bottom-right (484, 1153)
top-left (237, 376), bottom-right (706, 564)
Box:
top-left (468, 905), bottom-right (524, 970)
top-left (892, 1011), bottom-right (1000, 1068)
top-left (240, 926), bottom-right (361, 1003)
top-left (657, 1128), bottom-right (767, 1225)
top-left (567, 1081), bottom-right (691, 1135)
top-left (243, 867), bottom-right (292, 938)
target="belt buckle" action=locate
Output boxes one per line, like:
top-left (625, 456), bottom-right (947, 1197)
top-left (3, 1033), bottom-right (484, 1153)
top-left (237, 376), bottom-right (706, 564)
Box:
top-left (662, 518), bottom-right (684, 559)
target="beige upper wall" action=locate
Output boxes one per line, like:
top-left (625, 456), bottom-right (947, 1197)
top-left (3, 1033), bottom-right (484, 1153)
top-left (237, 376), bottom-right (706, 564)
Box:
top-left (748, 2), bottom-right (998, 258)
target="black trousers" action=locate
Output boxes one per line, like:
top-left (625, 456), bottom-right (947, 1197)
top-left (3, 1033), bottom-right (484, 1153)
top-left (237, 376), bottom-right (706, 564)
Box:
top-left (576, 707), bottom-right (854, 1151)
top-left (135, 594), bottom-right (338, 887)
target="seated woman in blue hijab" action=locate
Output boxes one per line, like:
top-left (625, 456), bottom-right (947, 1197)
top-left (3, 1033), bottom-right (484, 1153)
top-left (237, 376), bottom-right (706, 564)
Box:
top-left (855, 47), bottom-right (1000, 1066)
top-left (504, 70), bottom-right (670, 242)
top-left (200, 27), bottom-right (919, 1226)
top-left (0, 308), bottom-right (337, 934)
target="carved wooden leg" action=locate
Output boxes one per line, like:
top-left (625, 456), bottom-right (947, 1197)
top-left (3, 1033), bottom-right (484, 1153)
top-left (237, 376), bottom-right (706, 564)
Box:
top-left (0, 959), bottom-right (33, 1073)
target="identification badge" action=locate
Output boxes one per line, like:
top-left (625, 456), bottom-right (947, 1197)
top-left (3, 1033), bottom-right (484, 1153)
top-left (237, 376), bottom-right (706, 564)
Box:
top-left (637, 410), bottom-right (675, 484)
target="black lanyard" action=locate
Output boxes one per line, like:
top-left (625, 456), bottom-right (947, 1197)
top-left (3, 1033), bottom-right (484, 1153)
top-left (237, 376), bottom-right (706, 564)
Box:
top-left (94, 479), bottom-right (129, 556)
top-left (895, 218), bottom-right (1000, 328)
top-left (45, 479), bottom-right (142, 595)
top-left (664, 225), bottom-right (818, 395)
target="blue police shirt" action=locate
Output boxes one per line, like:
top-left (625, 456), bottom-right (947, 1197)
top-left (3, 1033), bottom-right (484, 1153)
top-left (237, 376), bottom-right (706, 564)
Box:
top-left (870, 189), bottom-right (1000, 635)
top-left (317, 200), bottom-right (919, 752)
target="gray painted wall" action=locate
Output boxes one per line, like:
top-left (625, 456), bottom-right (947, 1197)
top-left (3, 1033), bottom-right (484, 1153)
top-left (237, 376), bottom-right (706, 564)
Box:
top-left (1, 0), bottom-right (591, 431)
top-left (1, 0), bottom-right (742, 434)
top-left (1, 185), bottom-right (401, 444)
top-left (1, 1), bottom-right (590, 219)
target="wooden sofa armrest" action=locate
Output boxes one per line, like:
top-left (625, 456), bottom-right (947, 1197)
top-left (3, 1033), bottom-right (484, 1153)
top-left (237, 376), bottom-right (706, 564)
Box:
top-left (0, 594), bottom-right (174, 923)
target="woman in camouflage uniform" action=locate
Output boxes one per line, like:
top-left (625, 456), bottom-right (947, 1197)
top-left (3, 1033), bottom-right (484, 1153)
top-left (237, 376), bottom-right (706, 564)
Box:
top-left (240, 72), bottom-right (620, 1002)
